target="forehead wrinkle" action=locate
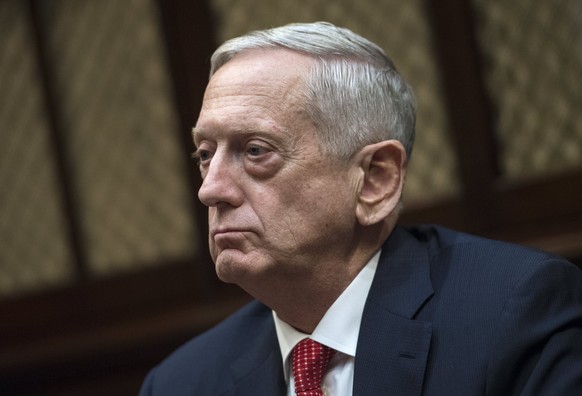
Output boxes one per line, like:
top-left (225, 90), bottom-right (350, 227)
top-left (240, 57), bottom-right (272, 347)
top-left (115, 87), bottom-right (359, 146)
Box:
top-left (192, 120), bottom-right (291, 144)
top-left (200, 94), bottom-right (284, 134)
top-left (197, 92), bottom-right (307, 139)
top-left (203, 80), bottom-right (304, 121)
top-left (204, 51), bottom-right (310, 111)
top-left (195, 49), bottom-right (316, 148)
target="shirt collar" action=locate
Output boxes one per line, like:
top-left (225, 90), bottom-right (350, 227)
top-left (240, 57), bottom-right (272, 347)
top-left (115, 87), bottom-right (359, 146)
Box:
top-left (272, 250), bottom-right (380, 376)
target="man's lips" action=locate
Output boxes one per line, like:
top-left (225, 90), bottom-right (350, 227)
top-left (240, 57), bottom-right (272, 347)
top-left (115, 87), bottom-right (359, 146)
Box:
top-left (211, 229), bottom-right (252, 239)
top-left (211, 229), bottom-right (253, 249)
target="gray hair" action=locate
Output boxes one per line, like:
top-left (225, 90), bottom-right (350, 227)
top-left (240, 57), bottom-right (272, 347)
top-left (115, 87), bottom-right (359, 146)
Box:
top-left (210, 22), bottom-right (416, 162)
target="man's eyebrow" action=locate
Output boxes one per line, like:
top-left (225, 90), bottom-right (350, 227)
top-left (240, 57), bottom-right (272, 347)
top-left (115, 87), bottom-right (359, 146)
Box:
top-left (191, 127), bottom-right (206, 141)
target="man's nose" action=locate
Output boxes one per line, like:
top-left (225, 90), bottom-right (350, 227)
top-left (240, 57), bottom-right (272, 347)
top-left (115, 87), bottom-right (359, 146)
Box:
top-left (198, 155), bottom-right (244, 207)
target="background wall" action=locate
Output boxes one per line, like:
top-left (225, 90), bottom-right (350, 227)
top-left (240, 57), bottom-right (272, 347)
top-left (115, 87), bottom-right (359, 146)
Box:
top-left (0, 0), bottom-right (581, 394)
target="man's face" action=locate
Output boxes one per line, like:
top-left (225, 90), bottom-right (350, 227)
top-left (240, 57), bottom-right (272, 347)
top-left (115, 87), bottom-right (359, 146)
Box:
top-left (193, 50), bottom-right (360, 290)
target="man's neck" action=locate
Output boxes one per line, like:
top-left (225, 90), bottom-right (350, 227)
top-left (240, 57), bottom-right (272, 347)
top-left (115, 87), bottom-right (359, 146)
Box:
top-left (253, 246), bottom-right (381, 333)
top-left (241, 222), bottom-right (393, 333)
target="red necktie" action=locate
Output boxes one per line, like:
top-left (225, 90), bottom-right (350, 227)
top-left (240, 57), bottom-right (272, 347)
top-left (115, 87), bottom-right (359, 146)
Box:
top-left (292, 338), bottom-right (337, 396)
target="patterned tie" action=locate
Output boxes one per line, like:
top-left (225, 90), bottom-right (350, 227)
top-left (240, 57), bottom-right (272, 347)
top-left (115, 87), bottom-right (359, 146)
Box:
top-left (292, 338), bottom-right (337, 396)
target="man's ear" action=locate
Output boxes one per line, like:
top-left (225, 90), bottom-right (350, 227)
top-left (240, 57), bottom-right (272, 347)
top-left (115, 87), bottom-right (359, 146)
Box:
top-left (355, 140), bottom-right (406, 226)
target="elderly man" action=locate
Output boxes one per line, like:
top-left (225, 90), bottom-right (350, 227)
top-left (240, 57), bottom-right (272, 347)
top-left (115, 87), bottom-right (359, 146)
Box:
top-left (140, 22), bottom-right (582, 395)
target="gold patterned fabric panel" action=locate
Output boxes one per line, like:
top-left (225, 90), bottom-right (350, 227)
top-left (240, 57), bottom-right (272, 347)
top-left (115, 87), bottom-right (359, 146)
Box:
top-left (0, 0), bottom-right (75, 297)
top-left (40, 0), bottom-right (199, 275)
top-left (474, 0), bottom-right (582, 181)
top-left (210, 0), bottom-right (461, 206)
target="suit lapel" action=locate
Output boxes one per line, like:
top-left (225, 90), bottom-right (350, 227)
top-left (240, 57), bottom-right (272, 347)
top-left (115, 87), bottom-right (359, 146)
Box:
top-left (354, 227), bottom-right (434, 395)
top-left (223, 227), bottom-right (434, 395)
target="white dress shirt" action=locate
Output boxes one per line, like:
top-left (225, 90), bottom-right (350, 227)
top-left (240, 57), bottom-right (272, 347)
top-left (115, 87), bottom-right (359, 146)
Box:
top-left (273, 251), bottom-right (380, 396)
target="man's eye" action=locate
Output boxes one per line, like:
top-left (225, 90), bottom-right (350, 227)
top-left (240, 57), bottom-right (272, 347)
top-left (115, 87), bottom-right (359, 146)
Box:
top-left (192, 149), bottom-right (213, 164)
top-left (247, 144), bottom-right (269, 157)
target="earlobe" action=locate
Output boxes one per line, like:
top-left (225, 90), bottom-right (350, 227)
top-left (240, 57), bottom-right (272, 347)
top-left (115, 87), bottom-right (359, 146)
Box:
top-left (355, 140), bottom-right (406, 226)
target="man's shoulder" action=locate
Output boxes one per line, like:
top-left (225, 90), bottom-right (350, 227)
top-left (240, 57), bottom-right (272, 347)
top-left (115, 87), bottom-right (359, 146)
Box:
top-left (399, 225), bottom-right (582, 394)
top-left (404, 224), bottom-right (581, 301)
top-left (162, 299), bottom-right (272, 364)
top-left (141, 300), bottom-right (274, 394)
top-left (401, 224), bottom-right (580, 290)
top-left (406, 223), bottom-right (563, 264)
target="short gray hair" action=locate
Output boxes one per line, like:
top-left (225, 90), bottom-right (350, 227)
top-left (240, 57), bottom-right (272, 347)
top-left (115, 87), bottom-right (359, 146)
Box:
top-left (210, 22), bottom-right (416, 162)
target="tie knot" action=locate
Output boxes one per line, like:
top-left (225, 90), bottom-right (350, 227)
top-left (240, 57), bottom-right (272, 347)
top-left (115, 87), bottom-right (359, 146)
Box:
top-left (292, 338), bottom-right (336, 396)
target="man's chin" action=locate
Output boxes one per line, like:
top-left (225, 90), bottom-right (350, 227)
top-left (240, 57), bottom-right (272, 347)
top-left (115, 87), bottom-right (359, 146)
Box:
top-left (214, 249), bottom-right (260, 284)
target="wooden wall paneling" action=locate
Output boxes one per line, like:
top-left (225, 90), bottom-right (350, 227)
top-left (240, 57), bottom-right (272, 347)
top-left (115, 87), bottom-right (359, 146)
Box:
top-left (156, 0), bottom-right (220, 292)
top-left (487, 170), bottom-right (582, 259)
top-left (0, 259), bottom-right (250, 395)
top-left (28, 0), bottom-right (89, 278)
top-left (0, 1), bottom-right (229, 394)
top-left (424, 0), bottom-right (500, 233)
top-left (406, 0), bottom-right (582, 261)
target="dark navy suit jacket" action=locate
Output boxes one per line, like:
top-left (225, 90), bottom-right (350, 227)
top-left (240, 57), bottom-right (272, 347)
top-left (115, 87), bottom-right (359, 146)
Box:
top-left (140, 225), bottom-right (582, 395)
